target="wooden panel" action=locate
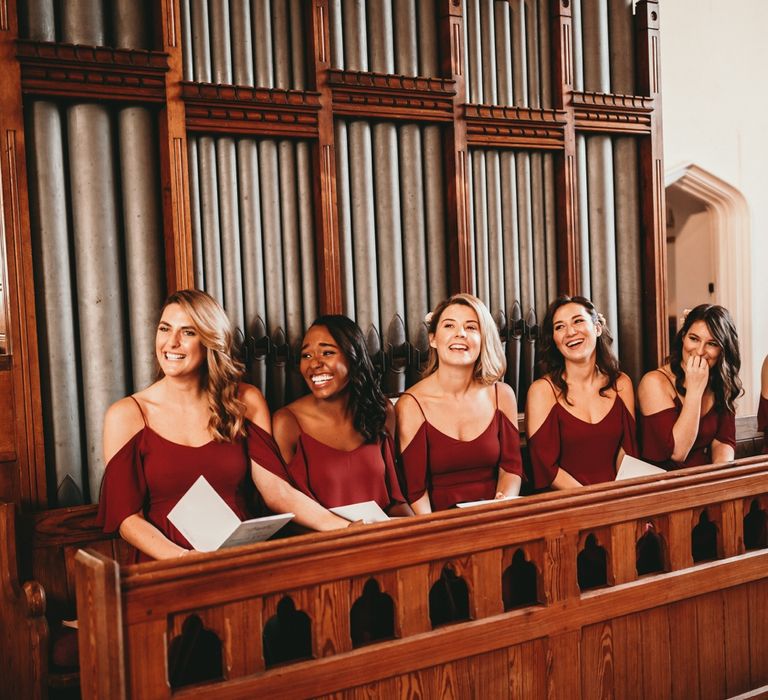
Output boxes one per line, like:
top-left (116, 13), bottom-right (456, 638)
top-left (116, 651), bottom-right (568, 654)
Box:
top-left (0, 369), bottom-right (15, 455)
top-left (581, 621), bottom-right (614, 699)
top-left (668, 598), bottom-right (700, 700)
top-left (696, 591), bottom-right (726, 700)
top-left (470, 648), bottom-right (508, 699)
top-left (610, 521), bottom-right (637, 585)
top-left (667, 509), bottom-right (694, 570)
top-left (126, 619), bottom-right (170, 698)
top-left (723, 585), bottom-right (751, 697)
top-left (722, 499), bottom-right (745, 557)
top-left (640, 606), bottom-right (672, 699)
top-left (397, 564), bottom-right (430, 637)
top-left (548, 631), bottom-right (581, 700)
top-left (611, 613), bottom-right (644, 699)
top-left (748, 579), bottom-right (768, 687)
top-left (315, 579), bottom-right (352, 657)
top-left (469, 549), bottom-right (503, 618)
top-left (508, 638), bottom-right (547, 699)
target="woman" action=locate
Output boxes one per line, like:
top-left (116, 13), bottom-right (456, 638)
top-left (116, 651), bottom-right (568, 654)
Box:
top-left (638, 304), bottom-right (741, 468)
top-left (526, 295), bottom-right (637, 489)
top-left (396, 294), bottom-right (523, 513)
top-left (98, 290), bottom-right (349, 560)
top-left (760, 355), bottom-right (768, 454)
top-left (271, 315), bottom-right (411, 516)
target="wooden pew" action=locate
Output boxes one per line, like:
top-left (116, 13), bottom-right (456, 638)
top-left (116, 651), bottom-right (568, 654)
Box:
top-left (75, 455), bottom-right (768, 699)
top-left (0, 502), bottom-right (135, 699)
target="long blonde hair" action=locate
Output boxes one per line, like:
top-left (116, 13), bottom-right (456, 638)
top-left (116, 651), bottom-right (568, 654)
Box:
top-left (423, 293), bottom-right (506, 384)
top-left (160, 289), bottom-right (246, 442)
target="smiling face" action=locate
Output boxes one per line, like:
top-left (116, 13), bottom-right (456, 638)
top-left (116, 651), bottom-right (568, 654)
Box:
top-left (552, 302), bottom-right (601, 362)
top-left (682, 319), bottom-right (722, 368)
top-left (429, 303), bottom-right (482, 368)
top-left (300, 325), bottom-right (351, 399)
top-left (155, 303), bottom-right (206, 378)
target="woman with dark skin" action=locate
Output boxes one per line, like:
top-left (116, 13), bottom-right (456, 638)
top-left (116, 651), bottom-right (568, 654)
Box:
top-left (638, 304), bottom-right (742, 468)
top-left (272, 315), bottom-right (412, 516)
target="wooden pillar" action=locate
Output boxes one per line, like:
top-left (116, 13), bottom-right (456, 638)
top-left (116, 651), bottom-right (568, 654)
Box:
top-left (308, 0), bottom-right (343, 314)
top-left (157, 0), bottom-right (195, 292)
top-left (636, 0), bottom-right (667, 368)
top-left (551, 0), bottom-right (580, 296)
top-left (0, 0), bottom-right (47, 508)
top-left (439, 0), bottom-right (472, 295)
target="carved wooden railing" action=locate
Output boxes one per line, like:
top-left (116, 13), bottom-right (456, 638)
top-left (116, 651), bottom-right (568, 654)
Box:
top-left (75, 456), bottom-right (768, 699)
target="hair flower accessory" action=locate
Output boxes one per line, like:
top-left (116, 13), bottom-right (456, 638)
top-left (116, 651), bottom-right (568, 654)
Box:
top-left (424, 311), bottom-right (434, 325)
top-left (596, 312), bottom-right (607, 328)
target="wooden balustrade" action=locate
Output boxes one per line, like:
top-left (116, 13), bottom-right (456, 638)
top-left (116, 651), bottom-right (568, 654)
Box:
top-left (73, 456), bottom-right (768, 699)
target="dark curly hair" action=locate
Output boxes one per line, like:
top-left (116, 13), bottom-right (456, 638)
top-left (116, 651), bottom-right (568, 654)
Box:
top-left (537, 295), bottom-right (621, 405)
top-left (668, 304), bottom-right (742, 413)
top-left (310, 315), bottom-right (387, 442)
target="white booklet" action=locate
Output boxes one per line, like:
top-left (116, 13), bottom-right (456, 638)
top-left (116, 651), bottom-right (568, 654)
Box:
top-left (615, 454), bottom-right (667, 481)
top-left (168, 475), bottom-right (294, 552)
top-left (456, 495), bottom-right (521, 508)
top-left (330, 500), bottom-right (390, 524)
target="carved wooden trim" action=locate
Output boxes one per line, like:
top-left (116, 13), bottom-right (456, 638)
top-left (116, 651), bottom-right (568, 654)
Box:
top-left (310, 0), bottom-right (342, 314)
top-left (182, 82), bottom-right (321, 136)
top-left (329, 69), bottom-right (456, 122)
top-left (572, 91), bottom-right (653, 134)
top-left (465, 105), bottom-right (566, 149)
top-left (17, 40), bottom-right (169, 102)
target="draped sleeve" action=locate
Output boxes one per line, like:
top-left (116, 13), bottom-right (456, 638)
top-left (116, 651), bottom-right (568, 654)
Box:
top-left (96, 430), bottom-right (147, 533)
top-left (619, 400), bottom-right (639, 458)
top-left (640, 407), bottom-right (678, 464)
top-left (381, 433), bottom-right (406, 505)
top-left (498, 413), bottom-right (525, 479)
top-left (758, 396), bottom-right (768, 453)
top-left (400, 422), bottom-right (429, 504)
top-left (714, 409), bottom-right (736, 449)
top-left (247, 421), bottom-right (289, 479)
top-left (528, 407), bottom-right (561, 489)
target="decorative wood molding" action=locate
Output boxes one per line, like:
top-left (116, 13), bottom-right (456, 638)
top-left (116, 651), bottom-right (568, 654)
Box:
top-left (572, 91), bottom-right (654, 134)
top-left (17, 40), bottom-right (169, 102)
top-left (464, 105), bottom-right (566, 149)
top-left (182, 82), bottom-right (321, 137)
top-left (329, 69), bottom-right (456, 122)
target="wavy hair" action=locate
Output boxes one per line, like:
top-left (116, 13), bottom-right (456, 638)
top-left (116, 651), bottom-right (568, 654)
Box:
top-left (423, 293), bottom-right (506, 384)
top-left (537, 295), bottom-right (621, 405)
top-left (669, 304), bottom-right (742, 413)
top-left (160, 289), bottom-right (246, 442)
top-left (309, 315), bottom-right (387, 442)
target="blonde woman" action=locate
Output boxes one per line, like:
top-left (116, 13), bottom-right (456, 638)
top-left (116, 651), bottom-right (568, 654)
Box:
top-left (396, 294), bottom-right (523, 513)
top-left (97, 289), bottom-right (348, 560)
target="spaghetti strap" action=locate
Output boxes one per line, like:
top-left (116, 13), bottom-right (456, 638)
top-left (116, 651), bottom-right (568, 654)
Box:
top-left (544, 378), bottom-right (559, 399)
top-left (654, 368), bottom-right (677, 393)
top-left (129, 395), bottom-right (147, 427)
top-left (401, 392), bottom-right (427, 421)
top-left (494, 382), bottom-right (499, 409)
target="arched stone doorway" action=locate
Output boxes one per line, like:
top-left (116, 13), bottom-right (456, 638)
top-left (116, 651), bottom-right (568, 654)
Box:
top-left (665, 163), bottom-right (753, 413)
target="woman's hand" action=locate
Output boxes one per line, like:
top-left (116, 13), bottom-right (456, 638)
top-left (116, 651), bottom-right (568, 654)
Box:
top-left (683, 355), bottom-right (710, 397)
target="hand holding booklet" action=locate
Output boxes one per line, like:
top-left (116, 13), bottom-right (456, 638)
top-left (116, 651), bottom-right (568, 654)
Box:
top-left (329, 501), bottom-right (389, 524)
top-left (615, 454), bottom-right (666, 481)
top-left (168, 475), bottom-right (294, 552)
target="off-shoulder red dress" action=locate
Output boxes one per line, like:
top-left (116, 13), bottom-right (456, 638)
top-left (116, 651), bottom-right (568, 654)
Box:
top-left (528, 383), bottom-right (638, 489)
top-left (399, 384), bottom-right (524, 511)
top-left (758, 394), bottom-right (768, 454)
top-left (266, 410), bottom-right (406, 510)
top-left (640, 373), bottom-right (736, 469)
top-left (97, 396), bottom-right (283, 560)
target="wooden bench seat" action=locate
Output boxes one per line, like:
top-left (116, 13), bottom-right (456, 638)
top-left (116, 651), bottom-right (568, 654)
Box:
top-left (75, 455), bottom-right (768, 699)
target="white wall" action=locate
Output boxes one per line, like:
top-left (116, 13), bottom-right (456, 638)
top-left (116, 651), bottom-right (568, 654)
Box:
top-left (660, 0), bottom-right (768, 414)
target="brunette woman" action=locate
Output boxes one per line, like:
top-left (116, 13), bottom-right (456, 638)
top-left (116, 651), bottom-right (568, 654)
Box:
top-left (98, 290), bottom-right (348, 560)
top-left (396, 294), bottom-right (523, 513)
top-left (526, 295), bottom-right (637, 489)
top-left (271, 315), bottom-right (411, 516)
top-left (638, 304), bottom-right (742, 468)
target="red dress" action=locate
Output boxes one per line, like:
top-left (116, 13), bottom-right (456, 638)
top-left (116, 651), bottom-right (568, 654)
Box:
top-left (270, 412), bottom-right (406, 510)
top-left (640, 374), bottom-right (736, 469)
top-left (758, 395), bottom-right (768, 454)
top-left (399, 385), bottom-right (524, 511)
top-left (97, 397), bottom-right (282, 560)
top-left (529, 385), bottom-right (638, 488)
